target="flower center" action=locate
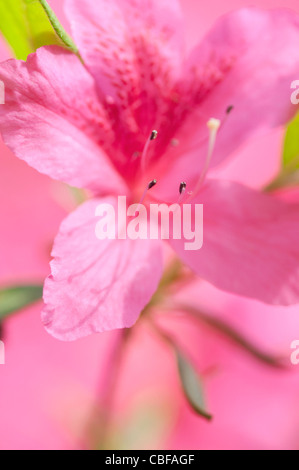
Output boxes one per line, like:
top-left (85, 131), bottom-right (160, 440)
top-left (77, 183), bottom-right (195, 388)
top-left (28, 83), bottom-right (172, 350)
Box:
top-left (133, 106), bottom-right (233, 205)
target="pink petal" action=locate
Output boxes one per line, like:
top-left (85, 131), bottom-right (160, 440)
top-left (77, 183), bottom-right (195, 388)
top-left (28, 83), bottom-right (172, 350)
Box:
top-left (156, 8), bottom-right (299, 199)
top-left (170, 180), bottom-right (299, 305)
top-left (0, 46), bottom-right (127, 194)
top-left (65, 0), bottom-right (184, 101)
top-left (42, 197), bottom-right (163, 341)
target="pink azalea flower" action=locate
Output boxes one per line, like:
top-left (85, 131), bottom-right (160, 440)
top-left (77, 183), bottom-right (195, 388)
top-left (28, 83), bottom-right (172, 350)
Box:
top-left (0, 1), bottom-right (299, 340)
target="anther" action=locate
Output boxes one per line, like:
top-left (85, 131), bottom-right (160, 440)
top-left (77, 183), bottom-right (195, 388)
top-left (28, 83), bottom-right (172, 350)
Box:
top-left (226, 105), bottom-right (234, 115)
top-left (148, 179), bottom-right (157, 190)
top-left (179, 182), bottom-right (187, 195)
top-left (178, 181), bottom-right (187, 204)
top-left (150, 130), bottom-right (158, 141)
top-left (135, 179), bottom-right (157, 216)
top-left (141, 130), bottom-right (158, 173)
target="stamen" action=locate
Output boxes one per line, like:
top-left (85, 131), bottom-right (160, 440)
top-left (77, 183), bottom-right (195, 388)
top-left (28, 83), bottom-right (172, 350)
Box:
top-left (135, 179), bottom-right (157, 216)
top-left (221, 105), bottom-right (234, 127)
top-left (189, 118), bottom-right (221, 199)
top-left (150, 130), bottom-right (158, 141)
top-left (140, 130), bottom-right (158, 173)
top-left (148, 179), bottom-right (157, 190)
top-left (178, 181), bottom-right (187, 204)
top-left (179, 181), bottom-right (187, 194)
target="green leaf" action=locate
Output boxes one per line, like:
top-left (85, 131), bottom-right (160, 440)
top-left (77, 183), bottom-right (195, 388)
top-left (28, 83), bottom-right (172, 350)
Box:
top-left (0, 285), bottom-right (43, 320)
top-left (283, 112), bottom-right (299, 170)
top-left (176, 350), bottom-right (212, 421)
top-left (0, 0), bottom-right (78, 60)
top-left (264, 112), bottom-right (299, 191)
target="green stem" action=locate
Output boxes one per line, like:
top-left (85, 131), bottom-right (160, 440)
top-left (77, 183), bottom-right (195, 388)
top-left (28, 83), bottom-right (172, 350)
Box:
top-left (165, 303), bottom-right (288, 369)
top-left (38, 0), bottom-right (81, 58)
top-left (85, 329), bottom-right (131, 450)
